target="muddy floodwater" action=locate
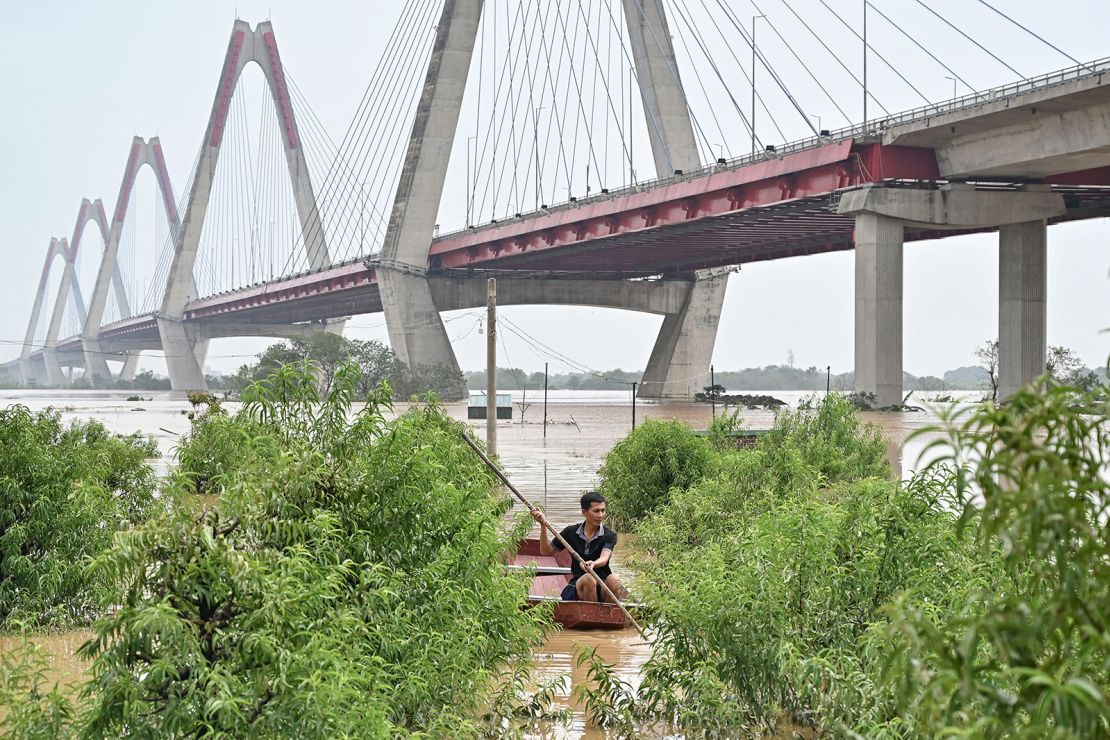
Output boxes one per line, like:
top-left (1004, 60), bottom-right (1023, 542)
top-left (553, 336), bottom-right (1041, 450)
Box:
top-left (0, 388), bottom-right (972, 736)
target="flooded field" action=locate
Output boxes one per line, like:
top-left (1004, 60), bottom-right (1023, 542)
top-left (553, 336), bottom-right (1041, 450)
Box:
top-left (0, 388), bottom-right (972, 736)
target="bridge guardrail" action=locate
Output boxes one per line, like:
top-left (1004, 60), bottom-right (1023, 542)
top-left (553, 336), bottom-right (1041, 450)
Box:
top-left (434, 55), bottom-right (1110, 243)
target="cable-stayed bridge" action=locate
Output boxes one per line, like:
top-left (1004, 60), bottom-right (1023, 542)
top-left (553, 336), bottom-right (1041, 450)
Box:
top-left (7, 2), bottom-right (1110, 406)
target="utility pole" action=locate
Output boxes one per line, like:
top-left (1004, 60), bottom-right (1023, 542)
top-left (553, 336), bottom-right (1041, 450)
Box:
top-left (711, 364), bottom-right (716, 420)
top-left (486, 278), bottom-right (497, 457)
top-left (631, 381), bottom-right (638, 430)
top-left (466, 137), bottom-right (474, 226)
top-left (533, 107), bottom-right (545, 210)
top-left (629, 67), bottom-right (635, 185)
top-left (826, 365), bottom-right (831, 395)
top-left (543, 361), bottom-right (548, 440)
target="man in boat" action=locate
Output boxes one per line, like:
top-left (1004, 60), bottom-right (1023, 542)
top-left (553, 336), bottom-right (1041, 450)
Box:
top-left (530, 491), bottom-right (625, 603)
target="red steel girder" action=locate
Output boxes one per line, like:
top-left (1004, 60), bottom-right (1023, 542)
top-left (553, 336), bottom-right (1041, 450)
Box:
top-left (427, 141), bottom-right (939, 271)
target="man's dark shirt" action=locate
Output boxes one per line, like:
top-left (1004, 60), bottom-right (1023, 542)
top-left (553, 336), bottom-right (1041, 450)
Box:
top-left (553, 522), bottom-right (618, 582)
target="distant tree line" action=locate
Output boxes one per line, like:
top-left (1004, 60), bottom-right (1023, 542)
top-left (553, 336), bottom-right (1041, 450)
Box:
top-left (469, 356), bottom-right (1107, 394)
top-left (6, 339), bottom-right (1104, 396)
top-left (2, 334), bottom-right (466, 400)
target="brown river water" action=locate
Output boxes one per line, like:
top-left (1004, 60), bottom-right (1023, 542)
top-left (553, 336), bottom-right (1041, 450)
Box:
top-left (0, 388), bottom-right (971, 736)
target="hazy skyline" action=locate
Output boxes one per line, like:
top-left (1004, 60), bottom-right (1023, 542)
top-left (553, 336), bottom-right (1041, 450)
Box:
top-left (1, 1), bottom-right (1107, 380)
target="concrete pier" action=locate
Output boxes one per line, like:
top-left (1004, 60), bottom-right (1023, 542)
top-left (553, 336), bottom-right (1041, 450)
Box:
top-left (853, 213), bottom-right (904, 409)
top-left (998, 220), bottom-right (1047, 400)
top-left (640, 271), bottom-right (729, 399)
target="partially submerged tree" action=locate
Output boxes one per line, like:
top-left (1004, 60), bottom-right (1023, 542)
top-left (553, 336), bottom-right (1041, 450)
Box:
top-left (974, 338), bottom-right (999, 402)
top-left (77, 363), bottom-right (545, 736)
top-left (0, 408), bottom-right (158, 628)
top-left (234, 334), bottom-right (466, 400)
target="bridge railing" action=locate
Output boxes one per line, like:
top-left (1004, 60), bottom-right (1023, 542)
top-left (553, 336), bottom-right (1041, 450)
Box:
top-left (857, 55), bottom-right (1110, 133)
top-left (434, 55), bottom-right (1110, 243)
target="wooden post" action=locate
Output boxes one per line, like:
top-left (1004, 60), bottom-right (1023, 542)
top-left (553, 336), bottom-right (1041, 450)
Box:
top-left (543, 362), bottom-right (548, 440)
top-left (486, 278), bottom-right (497, 457)
top-left (711, 364), bottom-right (716, 419)
top-left (631, 381), bottom-right (638, 430)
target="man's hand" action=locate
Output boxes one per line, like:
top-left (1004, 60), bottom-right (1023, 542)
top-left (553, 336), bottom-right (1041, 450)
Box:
top-left (532, 509), bottom-right (556, 555)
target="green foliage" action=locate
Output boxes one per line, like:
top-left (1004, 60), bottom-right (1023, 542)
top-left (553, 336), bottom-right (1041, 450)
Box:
top-left (763, 392), bottom-right (890, 484)
top-left (73, 362), bottom-right (546, 737)
top-left (174, 392), bottom-right (281, 496)
top-left (580, 378), bottom-right (1110, 737)
top-left (233, 333), bottom-right (466, 401)
top-left (885, 377), bottom-right (1110, 736)
top-left (0, 407), bottom-right (158, 627)
top-left (0, 641), bottom-right (78, 738)
top-left (583, 395), bottom-right (987, 735)
top-left (598, 419), bottom-right (714, 528)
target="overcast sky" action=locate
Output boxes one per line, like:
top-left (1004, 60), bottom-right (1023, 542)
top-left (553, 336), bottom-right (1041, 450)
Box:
top-left (1, 0), bottom-right (1107, 379)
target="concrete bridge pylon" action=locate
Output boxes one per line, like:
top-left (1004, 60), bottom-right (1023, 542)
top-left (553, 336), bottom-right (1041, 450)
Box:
top-left (20, 238), bottom-right (69, 385)
top-left (622, 0), bottom-right (728, 399)
top-left (378, 0), bottom-right (484, 396)
top-left (39, 198), bottom-right (117, 385)
top-left (83, 137), bottom-right (181, 383)
top-left (158, 20), bottom-right (336, 392)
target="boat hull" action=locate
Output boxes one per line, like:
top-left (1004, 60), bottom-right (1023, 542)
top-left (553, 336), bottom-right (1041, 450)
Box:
top-left (513, 538), bottom-right (630, 630)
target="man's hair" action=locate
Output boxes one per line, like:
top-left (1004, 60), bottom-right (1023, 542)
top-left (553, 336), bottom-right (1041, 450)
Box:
top-left (580, 491), bottom-right (606, 511)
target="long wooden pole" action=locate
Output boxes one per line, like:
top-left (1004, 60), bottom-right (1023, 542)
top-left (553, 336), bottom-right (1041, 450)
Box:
top-left (460, 431), bottom-right (648, 639)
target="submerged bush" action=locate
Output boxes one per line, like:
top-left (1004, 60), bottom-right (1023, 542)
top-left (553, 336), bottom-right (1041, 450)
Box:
top-left (585, 383), bottom-right (1110, 737)
top-left (884, 378), bottom-right (1110, 736)
top-left (598, 419), bottom-right (713, 528)
top-left (0, 406), bottom-right (158, 627)
top-left (174, 394), bottom-right (278, 495)
top-left (70, 363), bottom-right (547, 737)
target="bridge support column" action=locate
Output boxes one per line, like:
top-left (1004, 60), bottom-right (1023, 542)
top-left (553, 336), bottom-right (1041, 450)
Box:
top-left (380, 270), bottom-right (463, 374)
top-left (157, 318), bottom-right (208, 392)
top-left (640, 270), bottom-right (729, 399)
top-left (82, 339), bottom-right (113, 381)
top-left (18, 359), bottom-right (35, 386)
top-left (378, 0), bottom-right (483, 399)
top-left (42, 350), bottom-right (65, 387)
top-left (838, 184), bottom-right (1067, 409)
top-left (998, 220), bottom-right (1046, 401)
top-left (853, 213), bottom-right (904, 409)
top-left (119, 353), bottom-right (140, 382)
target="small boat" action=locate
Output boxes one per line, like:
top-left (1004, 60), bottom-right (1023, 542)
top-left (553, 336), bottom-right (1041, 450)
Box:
top-left (510, 538), bottom-right (633, 630)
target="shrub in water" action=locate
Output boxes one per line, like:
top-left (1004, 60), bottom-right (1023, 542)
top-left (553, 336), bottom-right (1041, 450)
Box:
top-left (0, 406), bottom-right (158, 628)
top-left (583, 383), bottom-right (1109, 737)
top-left (884, 378), bottom-right (1110, 736)
top-left (75, 363), bottom-right (547, 737)
top-left (598, 418), bottom-right (714, 528)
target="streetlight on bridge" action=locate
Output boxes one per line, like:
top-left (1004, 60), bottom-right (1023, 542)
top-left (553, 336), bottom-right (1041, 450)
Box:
top-left (752, 14), bottom-right (766, 157)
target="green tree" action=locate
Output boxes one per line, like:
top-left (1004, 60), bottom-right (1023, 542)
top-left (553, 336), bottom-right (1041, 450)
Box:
top-left (0, 407), bottom-right (158, 627)
top-left (884, 377), bottom-right (1110, 736)
top-left (76, 363), bottom-right (544, 736)
top-left (974, 338), bottom-right (999, 402)
top-left (598, 419), bottom-right (714, 528)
